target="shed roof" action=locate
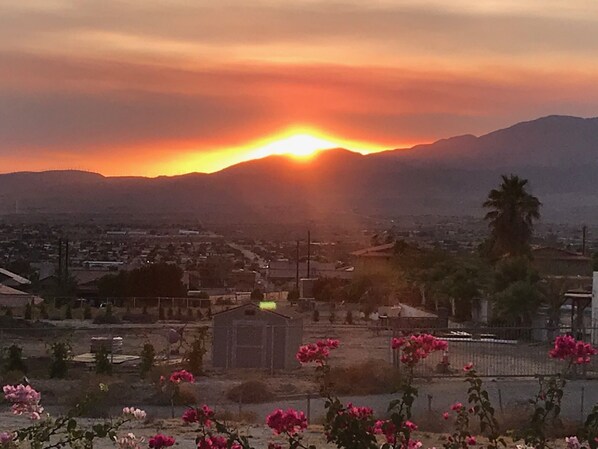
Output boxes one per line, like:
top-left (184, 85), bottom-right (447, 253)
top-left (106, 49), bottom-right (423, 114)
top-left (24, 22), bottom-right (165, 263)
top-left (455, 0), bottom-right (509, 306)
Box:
top-left (213, 301), bottom-right (300, 320)
top-left (0, 268), bottom-right (31, 285)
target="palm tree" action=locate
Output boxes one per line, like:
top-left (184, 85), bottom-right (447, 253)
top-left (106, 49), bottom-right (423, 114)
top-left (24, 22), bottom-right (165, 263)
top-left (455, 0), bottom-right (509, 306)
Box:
top-left (483, 175), bottom-right (541, 258)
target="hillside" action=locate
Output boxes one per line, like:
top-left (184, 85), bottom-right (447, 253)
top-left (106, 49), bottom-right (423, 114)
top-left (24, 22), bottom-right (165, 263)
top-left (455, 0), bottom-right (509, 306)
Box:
top-left (1, 115), bottom-right (598, 223)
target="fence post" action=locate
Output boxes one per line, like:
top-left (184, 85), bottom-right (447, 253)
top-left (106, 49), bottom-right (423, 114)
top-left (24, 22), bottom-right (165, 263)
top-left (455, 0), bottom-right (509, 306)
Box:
top-left (498, 388), bottom-right (503, 414)
top-left (581, 386), bottom-right (585, 422)
top-left (306, 393), bottom-right (312, 425)
top-left (238, 390), bottom-right (243, 417)
top-left (427, 394), bottom-right (433, 413)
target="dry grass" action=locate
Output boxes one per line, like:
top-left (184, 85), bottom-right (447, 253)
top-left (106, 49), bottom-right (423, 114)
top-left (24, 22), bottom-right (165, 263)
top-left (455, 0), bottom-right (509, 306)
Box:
top-left (330, 360), bottom-right (401, 395)
top-left (226, 380), bottom-right (275, 403)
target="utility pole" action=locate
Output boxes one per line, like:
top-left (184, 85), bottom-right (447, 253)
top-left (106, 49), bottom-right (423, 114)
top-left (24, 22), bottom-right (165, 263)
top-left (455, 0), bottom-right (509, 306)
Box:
top-left (307, 230), bottom-right (311, 278)
top-left (582, 225), bottom-right (587, 255)
top-left (295, 240), bottom-right (300, 291)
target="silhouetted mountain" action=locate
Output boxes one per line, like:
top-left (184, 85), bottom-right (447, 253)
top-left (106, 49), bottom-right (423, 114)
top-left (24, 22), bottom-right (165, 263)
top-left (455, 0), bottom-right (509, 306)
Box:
top-left (1, 115), bottom-right (598, 222)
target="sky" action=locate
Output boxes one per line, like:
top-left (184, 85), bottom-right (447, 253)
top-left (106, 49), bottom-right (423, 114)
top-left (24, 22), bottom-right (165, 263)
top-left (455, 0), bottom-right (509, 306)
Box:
top-left (2, 0), bottom-right (598, 176)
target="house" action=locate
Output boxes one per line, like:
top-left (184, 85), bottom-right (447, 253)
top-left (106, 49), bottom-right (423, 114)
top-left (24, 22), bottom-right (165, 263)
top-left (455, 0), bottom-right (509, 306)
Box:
top-left (266, 260), bottom-right (353, 285)
top-left (531, 246), bottom-right (592, 283)
top-left (0, 268), bottom-right (31, 289)
top-left (212, 302), bottom-right (303, 370)
top-left (0, 285), bottom-right (43, 308)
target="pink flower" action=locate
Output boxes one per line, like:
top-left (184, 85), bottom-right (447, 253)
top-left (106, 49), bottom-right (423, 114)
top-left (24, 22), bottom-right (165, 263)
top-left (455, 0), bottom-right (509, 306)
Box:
top-left (550, 336), bottom-right (597, 365)
top-left (2, 384), bottom-right (44, 420)
top-left (463, 362), bottom-right (474, 372)
top-left (450, 402), bottom-right (463, 412)
top-left (267, 444), bottom-right (283, 449)
top-left (116, 433), bottom-right (145, 449)
top-left (373, 420), bottom-right (397, 444)
top-left (408, 440), bottom-right (423, 449)
top-left (405, 420), bottom-right (418, 431)
top-left (266, 409), bottom-right (307, 435)
top-left (296, 340), bottom-right (339, 365)
top-left (0, 432), bottom-right (13, 446)
top-left (169, 370), bottom-right (195, 384)
top-left (148, 434), bottom-right (175, 449)
top-left (197, 436), bottom-right (241, 449)
top-left (122, 407), bottom-right (147, 420)
top-left (345, 403), bottom-right (374, 419)
top-left (391, 334), bottom-right (448, 367)
top-left (182, 405), bottom-right (214, 427)
top-left (442, 412), bottom-right (449, 420)
top-left (565, 436), bottom-right (581, 449)
top-left (466, 436), bottom-right (476, 446)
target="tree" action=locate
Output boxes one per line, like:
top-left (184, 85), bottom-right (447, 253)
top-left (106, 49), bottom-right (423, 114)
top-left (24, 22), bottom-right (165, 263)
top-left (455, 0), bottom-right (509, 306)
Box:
top-left (483, 175), bottom-right (541, 258)
top-left (250, 288), bottom-right (264, 301)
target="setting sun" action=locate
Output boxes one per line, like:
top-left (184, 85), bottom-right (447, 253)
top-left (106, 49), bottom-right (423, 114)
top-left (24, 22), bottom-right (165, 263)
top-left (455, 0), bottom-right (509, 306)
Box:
top-left (247, 130), bottom-right (339, 160)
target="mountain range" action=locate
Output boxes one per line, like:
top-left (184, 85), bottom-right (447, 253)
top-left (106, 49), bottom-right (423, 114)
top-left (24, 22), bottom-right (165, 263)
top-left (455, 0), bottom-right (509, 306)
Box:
top-left (1, 115), bottom-right (598, 223)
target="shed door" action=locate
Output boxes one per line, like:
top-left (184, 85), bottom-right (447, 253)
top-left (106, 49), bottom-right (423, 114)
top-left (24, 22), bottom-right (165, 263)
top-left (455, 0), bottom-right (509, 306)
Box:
top-left (232, 322), bottom-right (266, 368)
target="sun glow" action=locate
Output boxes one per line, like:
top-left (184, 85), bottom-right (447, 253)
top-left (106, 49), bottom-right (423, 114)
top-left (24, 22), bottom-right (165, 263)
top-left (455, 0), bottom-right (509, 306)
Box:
top-left (248, 131), bottom-right (338, 160)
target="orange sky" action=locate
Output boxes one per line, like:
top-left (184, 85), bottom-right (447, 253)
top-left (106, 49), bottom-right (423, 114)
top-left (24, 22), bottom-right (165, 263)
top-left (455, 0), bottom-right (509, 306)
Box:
top-left (2, 1), bottom-right (598, 176)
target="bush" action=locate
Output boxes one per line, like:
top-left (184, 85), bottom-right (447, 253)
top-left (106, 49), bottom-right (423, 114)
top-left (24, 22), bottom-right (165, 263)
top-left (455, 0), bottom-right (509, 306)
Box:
top-left (158, 306), bottom-right (165, 320)
top-left (83, 304), bottom-right (92, 320)
top-left (139, 343), bottom-right (155, 377)
top-left (2, 344), bottom-right (27, 374)
top-left (39, 303), bottom-right (49, 319)
top-left (346, 310), bottom-right (353, 324)
top-left (94, 346), bottom-right (112, 375)
top-left (4, 307), bottom-right (13, 317)
top-left (329, 310), bottom-right (336, 324)
top-left (167, 307), bottom-right (173, 319)
top-left (185, 327), bottom-right (209, 375)
top-left (48, 340), bottom-right (72, 378)
top-left (226, 380), bottom-right (275, 404)
top-left (313, 309), bottom-right (320, 322)
top-left (195, 308), bottom-right (204, 320)
top-left (24, 302), bottom-right (33, 320)
top-left (64, 304), bottom-right (72, 320)
top-left (250, 288), bottom-right (264, 301)
top-left (288, 289), bottom-right (300, 302)
top-left (142, 305), bottom-right (148, 315)
top-left (330, 361), bottom-right (400, 395)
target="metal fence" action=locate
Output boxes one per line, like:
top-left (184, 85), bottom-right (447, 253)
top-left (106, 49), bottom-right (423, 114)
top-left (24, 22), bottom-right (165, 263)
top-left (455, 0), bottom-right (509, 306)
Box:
top-left (1, 324), bottom-right (598, 379)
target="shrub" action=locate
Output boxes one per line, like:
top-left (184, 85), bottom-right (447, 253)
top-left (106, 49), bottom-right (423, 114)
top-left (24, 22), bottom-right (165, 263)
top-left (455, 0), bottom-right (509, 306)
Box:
top-left (313, 309), bottom-right (320, 322)
top-left (196, 308), bottom-right (204, 320)
top-left (83, 304), bottom-right (92, 320)
top-left (288, 289), bottom-right (300, 302)
top-left (330, 361), bottom-right (400, 395)
top-left (93, 304), bottom-right (121, 324)
top-left (39, 302), bottom-right (49, 319)
top-left (2, 344), bottom-right (27, 374)
top-left (94, 346), bottom-right (112, 375)
top-left (185, 327), bottom-right (209, 375)
top-left (24, 302), bottom-right (33, 320)
top-left (226, 380), bottom-right (275, 404)
top-left (329, 310), bottom-right (336, 323)
top-left (139, 343), bottom-right (155, 378)
top-left (158, 306), bottom-right (165, 320)
top-left (346, 310), bottom-right (353, 324)
top-left (64, 304), bottom-right (72, 320)
top-left (142, 305), bottom-right (148, 315)
top-left (4, 307), bottom-right (13, 317)
top-left (250, 288), bottom-right (264, 301)
top-left (167, 307), bottom-right (174, 319)
top-left (48, 340), bottom-right (72, 378)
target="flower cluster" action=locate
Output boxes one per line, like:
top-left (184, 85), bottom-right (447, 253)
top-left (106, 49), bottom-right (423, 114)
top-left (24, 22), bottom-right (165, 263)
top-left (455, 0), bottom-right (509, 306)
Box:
top-left (122, 407), bottom-right (147, 420)
top-left (296, 339), bottom-right (339, 365)
top-left (2, 384), bottom-right (44, 420)
top-left (182, 405), bottom-right (214, 427)
top-left (549, 335), bottom-right (597, 365)
top-left (169, 369), bottom-right (195, 384)
top-left (391, 334), bottom-right (448, 367)
top-left (344, 403), bottom-right (374, 420)
top-left (565, 436), bottom-right (581, 449)
top-left (266, 409), bottom-right (308, 435)
top-left (114, 433), bottom-right (145, 449)
top-left (148, 434), bottom-right (175, 449)
top-left (373, 420), bottom-right (398, 444)
top-left (0, 432), bottom-right (14, 448)
top-left (197, 436), bottom-right (241, 449)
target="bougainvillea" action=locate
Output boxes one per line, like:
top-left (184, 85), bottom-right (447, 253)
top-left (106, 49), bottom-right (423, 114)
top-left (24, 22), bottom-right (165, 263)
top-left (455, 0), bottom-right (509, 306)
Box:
top-left (266, 409), bottom-right (308, 435)
top-left (169, 369), bottom-right (195, 384)
top-left (2, 384), bottom-right (44, 420)
top-left (182, 405), bottom-right (214, 427)
top-left (549, 335), bottom-right (597, 365)
top-left (296, 339), bottom-right (339, 365)
top-left (391, 334), bottom-right (448, 367)
top-left (148, 434), bottom-right (175, 449)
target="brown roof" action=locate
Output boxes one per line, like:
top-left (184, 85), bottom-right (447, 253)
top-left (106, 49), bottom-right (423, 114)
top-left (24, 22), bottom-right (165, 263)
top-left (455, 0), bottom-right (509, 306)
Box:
top-left (351, 242), bottom-right (396, 257)
top-left (532, 246), bottom-right (591, 261)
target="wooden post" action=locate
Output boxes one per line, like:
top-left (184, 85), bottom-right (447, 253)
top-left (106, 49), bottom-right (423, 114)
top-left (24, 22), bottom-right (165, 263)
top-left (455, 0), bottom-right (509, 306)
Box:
top-left (498, 388), bottom-right (504, 414)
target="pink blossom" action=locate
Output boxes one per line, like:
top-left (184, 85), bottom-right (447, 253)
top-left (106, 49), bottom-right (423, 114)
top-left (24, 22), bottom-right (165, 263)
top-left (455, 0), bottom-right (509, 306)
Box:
top-left (391, 334), bottom-right (448, 367)
top-left (2, 384), bottom-right (44, 420)
top-left (148, 434), bottom-right (175, 449)
top-left (169, 370), bottom-right (195, 384)
top-left (296, 340), bottom-right (339, 365)
top-left (405, 420), bottom-right (418, 431)
top-left (122, 407), bottom-right (147, 420)
top-left (115, 433), bottom-right (145, 449)
top-left (0, 432), bottom-right (13, 446)
top-left (345, 403), bottom-right (374, 419)
top-left (197, 436), bottom-right (241, 449)
top-left (450, 402), bottom-right (463, 412)
top-left (565, 436), bottom-right (581, 449)
top-left (466, 436), bottom-right (476, 445)
top-left (373, 420), bottom-right (397, 444)
top-left (550, 336), bottom-right (597, 364)
top-left (442, 412), bottom-right (449, 420)
top-left (182, 405), bottom-right (214, 427)
top-left (267, 444), bottom-right (283, 449)
top-left (266, 409), bottom-right (307, 435)
top-left (408, 440), bottom-right (423, 449)
top-left (463, 362), bottom-right (474, 372)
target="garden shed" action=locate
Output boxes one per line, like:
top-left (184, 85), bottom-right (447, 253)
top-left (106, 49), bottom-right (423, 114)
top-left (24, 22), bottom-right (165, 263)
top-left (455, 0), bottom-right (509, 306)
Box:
top-left (212, 302), bottom-right (303, 370)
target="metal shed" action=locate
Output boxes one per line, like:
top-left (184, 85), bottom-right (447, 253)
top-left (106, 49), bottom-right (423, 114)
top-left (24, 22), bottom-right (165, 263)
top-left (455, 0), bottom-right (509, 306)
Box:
top-left (212, 302), bottom-right (303, 370)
